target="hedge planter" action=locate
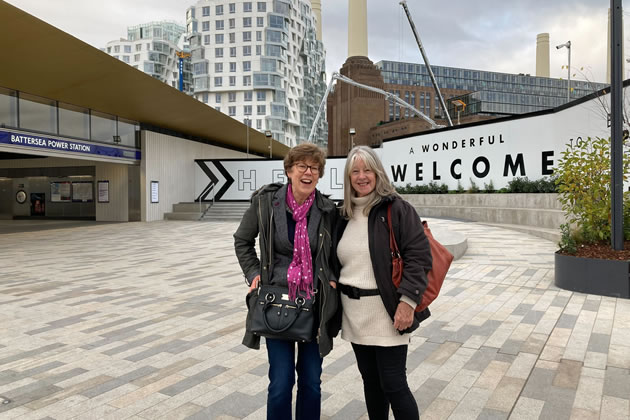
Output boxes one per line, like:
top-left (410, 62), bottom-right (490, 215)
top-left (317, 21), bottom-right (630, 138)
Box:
top-left (555, 253), bottom-right (630, 298)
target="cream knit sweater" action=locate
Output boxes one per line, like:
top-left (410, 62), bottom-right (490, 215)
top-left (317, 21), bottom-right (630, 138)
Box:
top-left (337, 195), bottom-right (410, 346)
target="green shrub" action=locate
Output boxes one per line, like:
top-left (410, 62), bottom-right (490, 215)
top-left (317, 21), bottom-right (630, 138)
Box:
top-left (555, 136), bottom-right (630, 246)
top-left (506, 176), bottom-right (558, 193)
top-left (468, 178), bottom-right (480, 193)
top-left (483, 180), bottom-right (496, 193)
top-left (558, 223), bottom-right (578, 254)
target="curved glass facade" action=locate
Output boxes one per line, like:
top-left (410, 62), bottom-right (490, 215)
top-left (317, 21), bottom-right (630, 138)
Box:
top-left (0, 86), bottom-right (140, 148)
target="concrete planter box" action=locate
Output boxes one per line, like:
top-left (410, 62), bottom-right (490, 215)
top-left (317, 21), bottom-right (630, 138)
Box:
top-left (555, 252), bottom-right (630, 298)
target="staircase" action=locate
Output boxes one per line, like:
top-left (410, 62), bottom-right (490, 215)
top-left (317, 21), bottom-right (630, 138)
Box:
top-left (164, 202), bottom-right (210, 221)
top-left (200, 202), bottom-right (250, 222)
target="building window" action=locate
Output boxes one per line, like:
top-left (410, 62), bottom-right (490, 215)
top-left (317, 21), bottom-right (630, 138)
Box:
top-left (229, 92), bottom-right (236, 102)
top-left (204, 34), bottom-right (211, 45)
top-left (214, 77), bottom-right (223, 86)
top-left (229, 32), bottom-right (235, 43)
top-left (229, 19), bottom-right (235, 29)
top-left (256, 45), bottom-right (262, 55)
top-left (229, 3), bottom-right (236, 13)
top-left (256, 31), bottom-right (263, 42)
top-left (257, 17), bottom-right (265, 27)
top-left (244, 105), bottom-right (252, 115)
top-left (134, 54), bottom-right (140, 62)
top-left (215, 20), bottom-right (224, 30)
top-left (244, 91), bottom-right (253, 101)
top-left (114, 45), bottom-right (120, 53)
top-left (257, 2), bottom-right (266, 12)
top-left (256, 119), bottom-right (262, 129)
top-left (243, 17), bottom-right (252, 28)
top-left (244, 2), bottom-right (252, 12)
top-left (229, 76), bottom-right (236, 86)
top-left (257, 105), bottom-right (266, 115)
top-left (243, 61), bottom-right (251, 71)
top-left (230, 62), bottom-right (237, 72)
top-left (243, 75), bottom-right (252, 86)
top-left (135, 44), bottom-right (142, 51)
top-left (230, 47), bottom-right (237, 57)
top-left (216, 5), bottom-right (223, 15)
top-left (243, 31), bottom-right (252, 42)
top-left (215, 34), bottom-right (224, 44)
top-left (202, 93), bottom-right (209, 103)
top-left (215, 48), bottom-right (223, 58)
top-left (122, 56), bottom-right (130, 63)
top-left (202, 6), bottom-right (210, 16)
top-left (124, 45), bottom-right (131, 53)
top-left (243, 46), bottom-right (251, 56)
top-left (215, 63), bottom-right (223, 72)
top-left (215, 106), bottom-right (221, 111)
top-left (215, 93), bottom-right (222, 103)
top-left (257, 91), bottom-right (266, 101)
top-left (202, 21), bottom-right (210, 31)
top-left (229, 106), bottom-right (236, 116)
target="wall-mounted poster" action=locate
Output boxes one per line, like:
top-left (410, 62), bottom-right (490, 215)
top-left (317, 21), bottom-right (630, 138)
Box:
top-left (97, 181), bottom-right (109, 203)
top-left (50, 181), bottom-right (72, 202)
top-left (151, 181), bottom-right (159, 203)
top-left (72, 181), bottom-right (93, 202)
top-left (30, 193), bottom-right (45, 216)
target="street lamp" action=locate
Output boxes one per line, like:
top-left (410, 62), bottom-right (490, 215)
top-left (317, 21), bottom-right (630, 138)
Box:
top-left (244, 118), bottom-right (250, 159)
top-left (556, 40), bottom-right (571, 102)
top-left (265, 130), bottom-right (272, 158)
top-left (349, 127), bottom-right (356, 150)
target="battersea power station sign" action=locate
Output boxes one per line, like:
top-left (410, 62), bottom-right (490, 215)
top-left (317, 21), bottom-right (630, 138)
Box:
top-left (195, 91), bottom-right (615, 201)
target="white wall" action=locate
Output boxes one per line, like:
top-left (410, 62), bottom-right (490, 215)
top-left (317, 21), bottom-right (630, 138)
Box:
top-left (95, 163), bottom-right (129, 222)
top-left (141, 131), bottom-right (248, 221)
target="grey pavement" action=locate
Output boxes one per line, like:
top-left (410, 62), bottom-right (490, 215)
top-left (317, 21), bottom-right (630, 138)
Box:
top-left (0, 218), bottom-right (629, 419)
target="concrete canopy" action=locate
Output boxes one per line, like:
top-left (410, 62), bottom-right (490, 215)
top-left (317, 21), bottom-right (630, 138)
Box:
top-left (0, 1), bottom-right (288, 157)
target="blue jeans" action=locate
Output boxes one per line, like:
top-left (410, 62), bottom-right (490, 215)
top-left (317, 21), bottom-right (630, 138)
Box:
top-left (266, 338), bottom-right (322, 420)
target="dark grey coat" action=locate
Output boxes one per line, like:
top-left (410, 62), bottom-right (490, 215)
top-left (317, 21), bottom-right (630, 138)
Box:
top-left (233, 183), bottom-right (340, 357)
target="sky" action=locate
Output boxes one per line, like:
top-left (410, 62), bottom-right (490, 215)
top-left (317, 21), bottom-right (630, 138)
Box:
top-left (5, 0), bottom-right (628, 84)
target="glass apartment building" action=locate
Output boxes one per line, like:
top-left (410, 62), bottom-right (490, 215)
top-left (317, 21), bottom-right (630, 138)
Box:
top-left (377, 60), bottom-right (608, 119)
top-left (186, 0), bottom-right (328, 147)
top-left (104, 21), bottom-right (193, 95)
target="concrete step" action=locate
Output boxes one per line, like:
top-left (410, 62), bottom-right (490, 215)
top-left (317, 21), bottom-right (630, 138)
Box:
top-left (165, 212), bottom-right (202, 221)
top-left (173, 203), bottom-right (210, 212)
top-left (479, 222), bottom-right (561, 243)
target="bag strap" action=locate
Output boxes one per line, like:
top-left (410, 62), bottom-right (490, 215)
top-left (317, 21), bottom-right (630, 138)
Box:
top-left (387, 203), bottom-right (401, 259)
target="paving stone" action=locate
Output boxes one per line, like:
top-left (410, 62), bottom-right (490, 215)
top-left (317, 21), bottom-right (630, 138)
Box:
top-left (603, 366), bottom-right (630, 399)
top-left (0, 219), bottom-right (623, 419)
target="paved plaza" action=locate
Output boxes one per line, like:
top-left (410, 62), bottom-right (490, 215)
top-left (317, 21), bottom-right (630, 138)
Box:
top-left (0, 218), bottom-right (629, 420)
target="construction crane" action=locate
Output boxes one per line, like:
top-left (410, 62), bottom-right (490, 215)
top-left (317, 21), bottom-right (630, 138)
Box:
top-left (308, 72), bottom-right (443, 143)
top-left (399, 0), bottom-right (453, 127)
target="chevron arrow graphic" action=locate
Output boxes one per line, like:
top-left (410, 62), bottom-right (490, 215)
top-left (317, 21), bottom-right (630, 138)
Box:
top-left (195, 160), bottom-right (234, 202)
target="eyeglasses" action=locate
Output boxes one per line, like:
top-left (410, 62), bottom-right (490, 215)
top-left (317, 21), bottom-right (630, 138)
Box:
top-left (294, 163), bottom-right (320, 175)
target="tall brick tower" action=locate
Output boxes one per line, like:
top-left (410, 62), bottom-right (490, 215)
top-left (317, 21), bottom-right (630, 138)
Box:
top-left (327, 0), bottom-right (385, 156)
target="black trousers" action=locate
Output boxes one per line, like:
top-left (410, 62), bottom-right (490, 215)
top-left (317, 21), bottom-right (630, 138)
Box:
top-left (351, 343), bottom-right (419, 420)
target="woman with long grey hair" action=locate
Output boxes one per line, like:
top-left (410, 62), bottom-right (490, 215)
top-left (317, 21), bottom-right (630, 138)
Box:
top-left (333, 145), bottom-right (432, 420)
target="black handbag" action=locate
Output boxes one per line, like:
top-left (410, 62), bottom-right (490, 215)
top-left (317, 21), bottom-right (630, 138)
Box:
top-left (250, 284), bottom-right (315, 342)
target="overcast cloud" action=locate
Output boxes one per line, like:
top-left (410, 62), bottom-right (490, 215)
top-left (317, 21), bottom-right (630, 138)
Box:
top-left (5, 0), bottom-right (628, 83)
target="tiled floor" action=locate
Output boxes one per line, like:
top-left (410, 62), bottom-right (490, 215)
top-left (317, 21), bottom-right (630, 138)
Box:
top-left (0, 218), bottom-right (628, 419)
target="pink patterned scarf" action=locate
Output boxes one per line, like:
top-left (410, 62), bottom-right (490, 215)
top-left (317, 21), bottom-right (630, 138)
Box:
top-left (286, 184), bottom-right (315, 300)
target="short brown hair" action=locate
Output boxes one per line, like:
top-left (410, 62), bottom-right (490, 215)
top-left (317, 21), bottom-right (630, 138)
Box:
top-left (283, 143), bottom-right (326, 178)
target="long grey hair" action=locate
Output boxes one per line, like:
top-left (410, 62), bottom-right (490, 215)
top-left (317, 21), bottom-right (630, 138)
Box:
top-left (340, 146), bottom-right (400, 219)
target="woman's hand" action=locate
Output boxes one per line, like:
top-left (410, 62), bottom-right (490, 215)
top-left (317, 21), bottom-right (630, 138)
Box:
top-left (393, 301), bottom-right (414, 331)
top-left (249, 275), bottom-right (260, 293)
top-left (329, 281), bottom-right (336, 289)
